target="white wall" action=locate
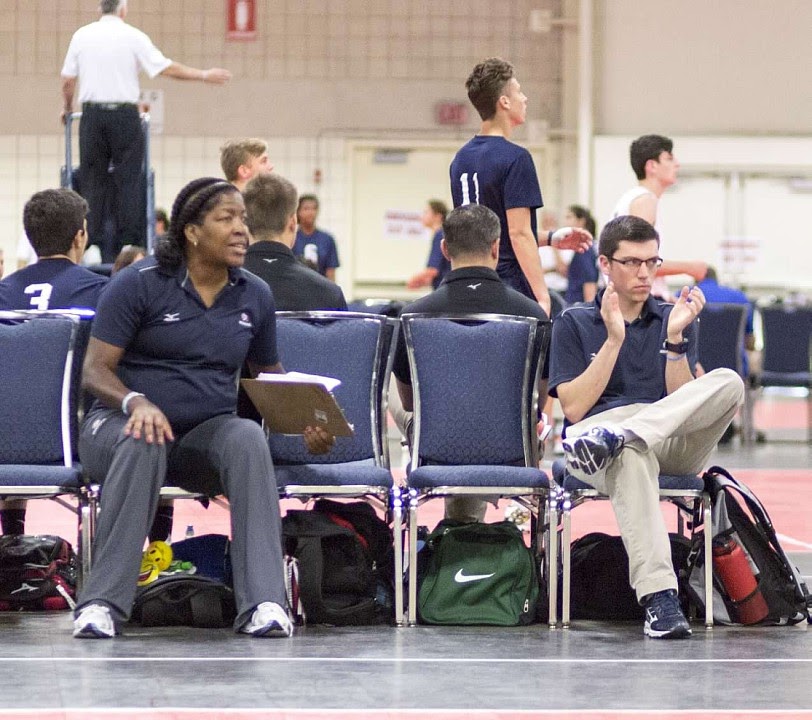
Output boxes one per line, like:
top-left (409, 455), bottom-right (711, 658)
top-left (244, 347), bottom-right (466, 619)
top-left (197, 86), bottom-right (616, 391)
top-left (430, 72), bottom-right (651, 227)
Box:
top-left (594, 0), bottom-right (812, 135)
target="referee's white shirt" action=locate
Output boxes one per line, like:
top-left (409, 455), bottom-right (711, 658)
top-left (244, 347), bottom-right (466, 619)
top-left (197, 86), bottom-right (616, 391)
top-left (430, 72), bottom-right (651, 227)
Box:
top-left (61, 15), bottom-right (172, 104)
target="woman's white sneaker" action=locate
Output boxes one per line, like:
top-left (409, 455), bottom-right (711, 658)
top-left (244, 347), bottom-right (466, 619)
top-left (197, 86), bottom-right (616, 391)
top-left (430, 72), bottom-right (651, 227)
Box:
top-left (240, 601), bottom-right (293, 638)
top-left (73, 604), bottom-right (116, 639)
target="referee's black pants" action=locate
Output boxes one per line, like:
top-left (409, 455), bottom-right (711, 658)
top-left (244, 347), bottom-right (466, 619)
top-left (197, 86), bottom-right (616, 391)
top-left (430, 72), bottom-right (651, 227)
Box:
top-left (79, 103), bottom-right (145, 261)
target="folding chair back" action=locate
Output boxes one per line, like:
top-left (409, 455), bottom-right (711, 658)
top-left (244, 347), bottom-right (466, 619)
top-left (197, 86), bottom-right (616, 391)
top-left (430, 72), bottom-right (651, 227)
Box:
top-left (405, 314), bottom-right (545, 468)
top-left (268, 312), bottom-right (395, 466)
top-left (697, 302), bottom-right (747, 376)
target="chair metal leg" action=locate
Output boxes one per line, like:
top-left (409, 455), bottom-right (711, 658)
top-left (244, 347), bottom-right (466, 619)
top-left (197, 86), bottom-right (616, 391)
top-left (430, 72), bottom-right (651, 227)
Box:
top-left (742, 383), bottom-right (756, 446)
top-left (546, 492), bottom-right (558, 629)
top-left (79, 484), bottom-right (98, 588)
top-left (407, 489), bottom-right (419, 626)
top-left (391, 486), bottom-right (404, 626)
top-left (703, 491), bottom-right (713, 629)
top-left (807, 392), bottom-right (811, 444)
top-left (561, 493), bottom-right (572, 629)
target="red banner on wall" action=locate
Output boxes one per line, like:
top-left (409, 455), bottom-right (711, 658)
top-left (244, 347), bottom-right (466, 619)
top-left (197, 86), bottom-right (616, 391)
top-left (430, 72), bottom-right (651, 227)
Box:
top-left (227, 0), bottom-right (257, 41)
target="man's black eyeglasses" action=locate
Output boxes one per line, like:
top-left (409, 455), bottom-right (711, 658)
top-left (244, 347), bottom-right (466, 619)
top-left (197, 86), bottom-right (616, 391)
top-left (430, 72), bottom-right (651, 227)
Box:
top-left (608, 256), bottom-right (664, 271)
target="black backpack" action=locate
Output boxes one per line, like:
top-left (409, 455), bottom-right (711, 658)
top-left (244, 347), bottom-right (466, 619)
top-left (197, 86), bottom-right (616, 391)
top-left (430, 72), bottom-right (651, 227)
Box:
top-left (683, 466), bottom-right (811, 625)
top-left (282, 501), bottom-right (393, 625)
top-left (568, 532), bottom-right (691, 621)
top-left (0, 535), bottom-right (78, 611)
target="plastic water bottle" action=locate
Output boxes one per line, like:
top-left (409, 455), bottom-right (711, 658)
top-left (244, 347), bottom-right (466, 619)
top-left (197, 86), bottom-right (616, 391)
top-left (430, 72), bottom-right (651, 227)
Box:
top-left (185, 524), bottom-right (195, 539)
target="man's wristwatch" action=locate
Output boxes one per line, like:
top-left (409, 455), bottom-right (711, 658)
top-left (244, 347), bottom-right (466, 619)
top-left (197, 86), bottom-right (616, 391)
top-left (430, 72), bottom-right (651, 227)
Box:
top-left (662, 338), bottom-right (689, 354)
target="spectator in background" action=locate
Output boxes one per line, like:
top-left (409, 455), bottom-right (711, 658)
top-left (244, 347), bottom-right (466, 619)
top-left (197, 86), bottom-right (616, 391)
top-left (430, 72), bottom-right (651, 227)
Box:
top-left (219, 138), bottom-right (274, 193)
top-left (407, 199), bottom-right (450, 290)
top-left (112, 244), bottom-right (146, 275)
top-left (563, 205), bottom-right (599, 304)
top-left (538, 208), bottom-right (571, 297)
top-left (0, 188), bottom-right (108, 536)
top-left (154, 208), bottom-right (169, 242)
top-left (293, 195), bottom-right (340, 280)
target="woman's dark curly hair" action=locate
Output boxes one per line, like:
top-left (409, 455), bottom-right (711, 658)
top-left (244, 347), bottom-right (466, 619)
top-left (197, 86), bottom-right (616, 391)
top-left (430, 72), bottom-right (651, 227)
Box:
top-left (155, 177), bottom-right (239, 270)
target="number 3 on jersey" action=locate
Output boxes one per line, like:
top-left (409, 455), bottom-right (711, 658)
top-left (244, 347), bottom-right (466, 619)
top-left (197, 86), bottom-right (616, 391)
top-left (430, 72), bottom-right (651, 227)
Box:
top-left (459, 172), bottom-right (480, 205)
top-left (24, 283), bottom-right (54, 310)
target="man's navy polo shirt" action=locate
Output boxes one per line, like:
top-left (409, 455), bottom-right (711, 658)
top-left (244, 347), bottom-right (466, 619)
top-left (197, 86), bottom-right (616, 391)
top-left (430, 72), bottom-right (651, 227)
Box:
top-left (393, 266), bottom-right (548, 385)
top-left (549, 290), bottom-right (698, 422)
top-left (90, 256), bottom-right (278, 433)
top-left (0, 258), bottom-right (107, 311)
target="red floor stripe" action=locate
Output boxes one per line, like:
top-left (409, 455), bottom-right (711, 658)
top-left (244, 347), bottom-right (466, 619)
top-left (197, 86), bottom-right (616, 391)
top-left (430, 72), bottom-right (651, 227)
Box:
top-left (2, 711), bottom-right (811, 719)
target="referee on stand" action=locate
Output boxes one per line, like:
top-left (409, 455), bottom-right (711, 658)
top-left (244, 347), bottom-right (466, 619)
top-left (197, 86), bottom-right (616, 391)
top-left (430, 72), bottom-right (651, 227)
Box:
top-left (60, 0), bottom-right (231, 260)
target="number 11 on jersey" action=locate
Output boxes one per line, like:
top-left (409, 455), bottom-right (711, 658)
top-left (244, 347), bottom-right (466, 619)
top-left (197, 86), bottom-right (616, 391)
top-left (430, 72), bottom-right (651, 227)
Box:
top-left (459, 172), bottom-right (480, 205)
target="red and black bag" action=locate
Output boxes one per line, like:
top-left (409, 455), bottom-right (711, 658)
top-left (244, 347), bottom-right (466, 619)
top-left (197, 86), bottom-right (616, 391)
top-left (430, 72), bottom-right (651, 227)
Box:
top-left (0, 534), bottom-right (77, 611)
top-left (684, 466), bottom-right (811, 625)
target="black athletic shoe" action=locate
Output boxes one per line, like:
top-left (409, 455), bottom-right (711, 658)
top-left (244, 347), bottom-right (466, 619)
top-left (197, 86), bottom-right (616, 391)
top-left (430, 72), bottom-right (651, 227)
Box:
top-left (643, 589), bottom-right (692, 639)
top-left (562, 425), bottom-right (625, 484)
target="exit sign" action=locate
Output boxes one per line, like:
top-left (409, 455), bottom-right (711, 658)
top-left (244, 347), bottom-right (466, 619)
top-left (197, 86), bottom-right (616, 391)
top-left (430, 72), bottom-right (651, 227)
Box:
top-left (435, 102), bottom-right (468, 126)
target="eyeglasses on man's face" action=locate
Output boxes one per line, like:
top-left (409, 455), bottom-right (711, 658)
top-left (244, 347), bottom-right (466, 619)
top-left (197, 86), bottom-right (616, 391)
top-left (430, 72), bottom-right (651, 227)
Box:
top-left (608, 256), bottom-right (663, 271)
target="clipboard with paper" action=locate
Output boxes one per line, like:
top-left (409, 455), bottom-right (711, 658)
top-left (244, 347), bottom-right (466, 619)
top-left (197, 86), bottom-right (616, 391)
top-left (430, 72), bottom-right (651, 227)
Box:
top-left (240, 371), bottom-right (354, 437)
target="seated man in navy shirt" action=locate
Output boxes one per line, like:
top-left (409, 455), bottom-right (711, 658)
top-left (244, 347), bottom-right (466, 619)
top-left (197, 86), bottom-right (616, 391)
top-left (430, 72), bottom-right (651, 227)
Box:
top-left (549, 215), bottom-right (744, 639)
top-left (0, 188), bottom-right (107, 312)
top-left (0, 187), bottom-right (107, 536)
top-left (73, 178), bottom-right (333, 640)
top-left (242, 174), bottom-right (347, 311)
top-left (392, 203), bottom-right (548, 522)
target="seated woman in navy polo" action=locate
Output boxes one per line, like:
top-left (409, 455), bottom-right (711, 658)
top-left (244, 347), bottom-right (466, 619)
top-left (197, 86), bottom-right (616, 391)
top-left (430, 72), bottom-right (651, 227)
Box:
top-left (73, 177), bottom-right (333, 640)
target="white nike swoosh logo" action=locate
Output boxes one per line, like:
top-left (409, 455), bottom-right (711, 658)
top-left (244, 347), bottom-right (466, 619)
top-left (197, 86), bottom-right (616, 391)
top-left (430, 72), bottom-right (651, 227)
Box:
top-left (454, 569), bottom-right (495, 583)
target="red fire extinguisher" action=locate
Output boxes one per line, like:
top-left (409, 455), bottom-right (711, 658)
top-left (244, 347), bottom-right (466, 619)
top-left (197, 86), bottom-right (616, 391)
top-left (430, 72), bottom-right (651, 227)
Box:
top-left (712, 536), bottom-right (769, 624)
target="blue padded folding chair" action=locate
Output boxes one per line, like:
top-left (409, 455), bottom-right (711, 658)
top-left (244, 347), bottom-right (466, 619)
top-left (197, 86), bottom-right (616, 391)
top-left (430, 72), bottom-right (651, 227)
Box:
top-left (697, 302), bottom-right (752, 440)
top-left (266, 311), bottom-right (403, 623)
top-left (550, 460), bottom-right (713, 629)
top-left (400, 313), bottom-right (553, 626)
top-left (0, 311), bottom-right (94, 584)
top-left (748, 305), bottom-right (811, 444)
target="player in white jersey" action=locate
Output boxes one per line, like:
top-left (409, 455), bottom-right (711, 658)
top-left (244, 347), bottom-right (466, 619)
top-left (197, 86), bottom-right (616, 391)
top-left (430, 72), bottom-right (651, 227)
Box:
top-left (613, 135), bottom-right (706, 299)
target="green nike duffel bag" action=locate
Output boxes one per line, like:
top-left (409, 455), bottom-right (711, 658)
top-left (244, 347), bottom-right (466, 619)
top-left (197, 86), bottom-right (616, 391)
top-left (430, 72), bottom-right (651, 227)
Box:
top-left (417, 519), bottom-right (540, 625)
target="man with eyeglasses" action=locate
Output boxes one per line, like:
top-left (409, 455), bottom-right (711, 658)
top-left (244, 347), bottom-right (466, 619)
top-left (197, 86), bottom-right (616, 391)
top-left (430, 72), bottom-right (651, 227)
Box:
top-left (549, 215), bottom-right (744, 640)
top-left (614, 134), bottom-right (707, 299)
